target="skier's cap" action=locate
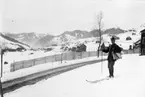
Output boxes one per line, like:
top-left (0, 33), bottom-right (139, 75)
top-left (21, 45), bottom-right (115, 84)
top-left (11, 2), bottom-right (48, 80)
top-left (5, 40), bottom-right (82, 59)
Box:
top-left (111, 36), bottom-right (115, 40)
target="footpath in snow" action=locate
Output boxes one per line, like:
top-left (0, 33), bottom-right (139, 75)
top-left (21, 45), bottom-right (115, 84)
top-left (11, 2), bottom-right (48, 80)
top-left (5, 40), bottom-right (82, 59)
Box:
top-left (4, 54), bottom-right (145, 97)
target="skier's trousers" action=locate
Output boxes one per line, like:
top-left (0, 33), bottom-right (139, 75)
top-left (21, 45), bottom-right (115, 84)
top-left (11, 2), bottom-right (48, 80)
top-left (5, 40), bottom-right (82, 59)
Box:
top-left (108, 61), bottom-right (115, 76)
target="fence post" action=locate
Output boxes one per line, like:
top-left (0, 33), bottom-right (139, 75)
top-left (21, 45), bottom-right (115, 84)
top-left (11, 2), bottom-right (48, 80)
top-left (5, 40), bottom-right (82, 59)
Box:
top-left (22, 61), bottom-right (24, 69)
top-left (52, 55), bottom-right (53, 68)
top-left (65, 53), bottom-right (67, 63)
top-left (33, 59), bottom-right (35, 66)
top-left (12, 60), bottom-right (16, 72)
top-left (45, 57), bottom-right (47, 63)
top-left (10, 63), bottom-right (13, 72)
top-left (72, 52), bottom-right (75, 60)
top-left (55, 55), bottom-right (57, 62)
top-left (61, 53), bottom-right (63, 64)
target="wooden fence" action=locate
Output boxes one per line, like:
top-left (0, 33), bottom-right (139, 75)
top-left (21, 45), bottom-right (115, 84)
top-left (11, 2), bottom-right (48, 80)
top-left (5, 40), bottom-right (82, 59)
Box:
top-left (10, 48), bottom-right (140, 72)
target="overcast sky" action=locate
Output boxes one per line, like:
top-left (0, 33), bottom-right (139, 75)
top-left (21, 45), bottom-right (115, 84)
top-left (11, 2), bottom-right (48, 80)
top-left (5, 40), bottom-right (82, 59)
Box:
top-left (2, 0), bottom-right (145, 35)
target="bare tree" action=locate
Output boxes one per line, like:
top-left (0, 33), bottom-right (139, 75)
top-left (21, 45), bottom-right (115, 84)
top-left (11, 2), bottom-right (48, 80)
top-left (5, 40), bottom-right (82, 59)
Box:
top-left (94, 11), bottom-right (104, 57)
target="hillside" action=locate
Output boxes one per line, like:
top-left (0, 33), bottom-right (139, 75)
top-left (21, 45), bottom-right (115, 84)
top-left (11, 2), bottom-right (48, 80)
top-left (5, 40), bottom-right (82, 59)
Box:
top-left (103, 28), bottom-right (125, 35)
top-left (34, 34), bottom-right (54, 48)
top-left (62, 30), bottom-right (92, 38)
top-left (4, 28), bottom-right (125, 48)
top-left (1, 34), bottom-right (30, 47)
top-left (0, 33), bottom-right (30, 50)
top-left (5, 32), bottom-right (48, 48)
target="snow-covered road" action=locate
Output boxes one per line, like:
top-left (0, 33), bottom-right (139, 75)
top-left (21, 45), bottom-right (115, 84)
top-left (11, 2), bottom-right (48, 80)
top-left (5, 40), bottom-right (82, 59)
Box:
top-left (4, 54), bottom-right (145, 97)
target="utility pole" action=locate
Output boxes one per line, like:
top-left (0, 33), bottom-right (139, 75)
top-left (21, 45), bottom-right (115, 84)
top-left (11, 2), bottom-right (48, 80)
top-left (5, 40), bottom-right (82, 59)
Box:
top-left (0, 49), bottom-right (4, 97)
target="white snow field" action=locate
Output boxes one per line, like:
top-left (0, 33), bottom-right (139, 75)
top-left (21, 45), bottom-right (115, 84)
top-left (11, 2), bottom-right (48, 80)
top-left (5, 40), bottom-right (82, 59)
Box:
top-left (4, 54), bottom-right (145, 97)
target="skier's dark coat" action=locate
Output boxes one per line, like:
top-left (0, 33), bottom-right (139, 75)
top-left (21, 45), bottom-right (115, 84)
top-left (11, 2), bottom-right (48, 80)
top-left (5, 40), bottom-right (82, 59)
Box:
top-left (102, 43), bottom-right (122, 61)
top-left (101, 43), bottom-right (122, 77)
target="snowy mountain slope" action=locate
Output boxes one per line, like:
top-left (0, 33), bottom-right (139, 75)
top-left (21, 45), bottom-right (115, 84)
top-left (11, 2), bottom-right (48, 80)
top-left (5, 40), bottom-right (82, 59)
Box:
top-left (116, 30), bottom-right (140, 49)
top-left (50, 28), bottom-right (141, 51)
top-left (48, 30), bottom-right (96, 46)
top-left (103, 28), bottom-right (125, 35)
top-left (116, 31), bottom-right (140, 42)
top-left (50, 34), bottom-right (77, 45)
top-left (32, 34), bottom-right (54, 48)
top-left (59, 37), bottom-right (101, 52)
top-left (62, 30), bottom-right (92, 38)
top-left (101, 29), bottom-right (141, 50)
top-left (55, 28), bottom-right (125, 51)
top-left (3, 27), bottom-right (141, 50)
top-left (5, 32), bottom-right (49, 48)
top-left (58, 28), bottom-right (125, 44)
top-left (4, 28), bottom-right (125, 48)
top-left (0, 33), bottom-right (30, 50)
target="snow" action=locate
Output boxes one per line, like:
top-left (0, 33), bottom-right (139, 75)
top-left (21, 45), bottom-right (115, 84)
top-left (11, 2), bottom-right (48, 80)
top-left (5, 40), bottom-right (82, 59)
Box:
top-left (3, 50), bottom-right (63, 64)
top-left (2, 50), bottom-right (64, 74)
top-left (53, 30), bottom-right (141, 52)
top-left (65, 34), bottom-right (76, 41)
top-left (102, 31), bottom-right (141, 50)
top-left (116, 31), bottom-right (140, 42)
top-left (17, 35), bottom-right (25, 40)
top-left (2, 55), bottom-right (105, 82)
top-left (4, 54), bottom-right (145, 97)
top-left (51, 34), bottom-right (76, 45)
top-left (61, 37), bottom-right (99, 52)
top-left (0, 34), bottom-right (30, 49)
top-left (86, 42), bottom-right (98, 51)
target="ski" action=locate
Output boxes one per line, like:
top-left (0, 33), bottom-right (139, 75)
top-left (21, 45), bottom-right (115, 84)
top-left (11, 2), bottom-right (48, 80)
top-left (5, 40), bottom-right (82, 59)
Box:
top-left (86, 77), bottom-right (110, 83)
top-left (86, 75), bottom-right (119, 83)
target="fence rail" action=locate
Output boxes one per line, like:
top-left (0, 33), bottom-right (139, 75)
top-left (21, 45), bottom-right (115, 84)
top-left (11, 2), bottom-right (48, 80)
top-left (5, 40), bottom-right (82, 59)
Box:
top-left (10, 48), bottom-right (140, 72)
top-left (10, 51), bottom-right (101, 72)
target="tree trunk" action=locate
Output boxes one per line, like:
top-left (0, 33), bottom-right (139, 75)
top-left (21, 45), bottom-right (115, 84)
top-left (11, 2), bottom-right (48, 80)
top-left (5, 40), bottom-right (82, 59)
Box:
top-left (97, 29), bottom-right (101, 57)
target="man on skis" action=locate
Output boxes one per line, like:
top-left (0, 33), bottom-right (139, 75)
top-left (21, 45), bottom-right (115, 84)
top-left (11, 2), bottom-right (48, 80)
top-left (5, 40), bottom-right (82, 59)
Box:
top-left (101, 36), bottom-right (122, 78)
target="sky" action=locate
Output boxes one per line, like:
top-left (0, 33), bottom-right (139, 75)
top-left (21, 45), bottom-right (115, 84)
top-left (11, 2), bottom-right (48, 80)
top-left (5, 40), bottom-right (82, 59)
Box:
top-left (2, 0), bottom-right (145, 35)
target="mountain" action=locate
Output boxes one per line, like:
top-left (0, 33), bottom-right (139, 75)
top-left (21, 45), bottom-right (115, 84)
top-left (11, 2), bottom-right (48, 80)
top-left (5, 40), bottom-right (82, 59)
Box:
top-left (4, 28), bottom-right (125, 48)
top-left (34, 34), bottom-right (54, 48)
top-left (89, 29), bottom-right (100, 37)
top-left (62, 30), bottom-right (92, 38)
top-left (0, 33), bottom-right (30, 50)
top-left (50, 34), bottom-right (76, 46)
top-left (5, 32), bottom-right (49, 48)
top-left (103, 28), bottom-right (125, 35)
top-left (4, 31), bottom-right (94, 48)
top-left (47, 30), bottom-right (93, 46)
top-left (89, 28), bottom-right (125, 37)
